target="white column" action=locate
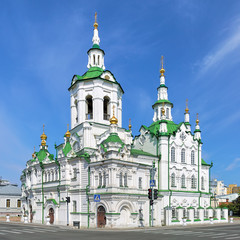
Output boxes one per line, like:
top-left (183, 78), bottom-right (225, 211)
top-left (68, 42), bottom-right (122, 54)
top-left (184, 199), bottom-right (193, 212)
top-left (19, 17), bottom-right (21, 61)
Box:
top-left (188, 208), bottom-right (194, 222)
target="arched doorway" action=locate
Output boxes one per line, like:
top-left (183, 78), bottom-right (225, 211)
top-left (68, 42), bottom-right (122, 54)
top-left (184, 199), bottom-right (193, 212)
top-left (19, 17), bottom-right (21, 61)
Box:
top-left (49, 208), bottom-right (54, 224)
top-left (119, 206), bottom-right (131, 227)
top-left (97, 206), bottom-right (106, 228)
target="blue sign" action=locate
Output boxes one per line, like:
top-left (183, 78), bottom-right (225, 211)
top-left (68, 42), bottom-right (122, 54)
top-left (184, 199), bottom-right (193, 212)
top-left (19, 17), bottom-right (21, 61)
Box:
top-left (94, 194), bottom-right (100, 202)
top-left (150, 180), bottom-right (155, 187)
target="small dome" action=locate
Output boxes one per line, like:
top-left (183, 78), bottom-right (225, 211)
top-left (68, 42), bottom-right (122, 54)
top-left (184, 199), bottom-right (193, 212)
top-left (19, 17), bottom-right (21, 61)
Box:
top-left (110, 115), bottom-right (118, 125)
top-left (65, 130), bottom-right (71, 138)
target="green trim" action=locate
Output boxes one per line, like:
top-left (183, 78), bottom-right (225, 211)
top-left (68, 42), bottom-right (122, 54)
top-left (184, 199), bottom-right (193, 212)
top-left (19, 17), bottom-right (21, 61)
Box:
top-left (202, 159), bottom-right (211, 166)
top-left (92, 44), bottom-right (100, 49)
top-left (194, 219), bottom-right (201, 222)
top-left (197, 206), bottom-right (204, 209)
top-left (194, 129), bottom-right (201, 133)
top-left (47, 199), bottom-right (58, 205)
top-left (186, 219), bottom-right (191, 222)
top-left (204, 218), bottom-right (209, 221)
top-left (187, 206), bottom-right (194, 209)
top-left (171, 220), bottom-right (180, 222)
top-left (213, 218), bottom-right (218, 220)
top-left (176, 206), bottom-right (184, 209)
top-left (105, 213), bottom-right (120, 215)
top-left (221, 218), bottom-right (226, 220)
top-left (152, 99), bottom-right (173, 108)
top-left (131, 213), bottom-right (138, 215)
top-left (207, 206), bottom-right (213, 209)
top-left (70, 212), bottom-right (95, 215)
top-left (131, 149), bottom-right (156, 157)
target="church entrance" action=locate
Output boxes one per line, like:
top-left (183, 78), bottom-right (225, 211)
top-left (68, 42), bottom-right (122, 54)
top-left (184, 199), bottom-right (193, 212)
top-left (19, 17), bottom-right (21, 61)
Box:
top-left (97, 206), bottom-right (106, 228)
top-left (49, 208), bottom-right (54, 224)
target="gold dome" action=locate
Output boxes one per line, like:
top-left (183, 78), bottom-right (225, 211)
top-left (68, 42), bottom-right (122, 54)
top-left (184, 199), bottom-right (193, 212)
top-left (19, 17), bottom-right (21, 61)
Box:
top-left (94, 12), bottom-right (98, 29)
top-left (40, 124), bottom-right (47, 146)
top-left (110, 105), bottom-right (118, 125)
top-left (65, 124), bottom-right (71, 138)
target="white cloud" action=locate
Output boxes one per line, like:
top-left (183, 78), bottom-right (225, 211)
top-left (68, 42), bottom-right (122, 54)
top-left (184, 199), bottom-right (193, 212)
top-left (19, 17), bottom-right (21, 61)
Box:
top-left (226, 158), bottom-right (240, 171)
top-left (197, 18), bottom-right (240, 76)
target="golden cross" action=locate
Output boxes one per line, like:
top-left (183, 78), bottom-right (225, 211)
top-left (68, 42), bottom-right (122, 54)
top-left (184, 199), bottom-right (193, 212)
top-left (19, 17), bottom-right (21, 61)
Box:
top-left (161, 56), bottom-right (164, 69)
top-left (112, 105), bottom-right (115, 115)
top-left (34, 146), bottom-right (35, 152)
top-left (95, 12), bottom-right (97, 23)
top-left (186, 99), bottom-right (188, 108)
top-left (43, 124), bottom-right (45, 132)
top-left (129, 118), bottom-right (131, 125)
top-left (67, 123), bottom-right (69, 131)
top-left (196, 113), bottom-right (199, 120)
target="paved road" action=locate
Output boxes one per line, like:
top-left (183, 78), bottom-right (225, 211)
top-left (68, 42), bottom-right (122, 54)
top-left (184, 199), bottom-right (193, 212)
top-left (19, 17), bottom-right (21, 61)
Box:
top-left (0, 222), bottom-right (240, 240)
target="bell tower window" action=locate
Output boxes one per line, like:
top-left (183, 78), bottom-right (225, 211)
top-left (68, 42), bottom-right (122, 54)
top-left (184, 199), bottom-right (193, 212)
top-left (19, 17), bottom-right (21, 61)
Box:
top-left (75, 99), bottom-right (78, 123)
top-left (93, 54), bottom-right (96, 65)
top-left (98, 55), bottom-right (100, 65)
top-left (86, 95), bottom-right (93, 120)
top-left (103, 96), bottom-right (110, 120)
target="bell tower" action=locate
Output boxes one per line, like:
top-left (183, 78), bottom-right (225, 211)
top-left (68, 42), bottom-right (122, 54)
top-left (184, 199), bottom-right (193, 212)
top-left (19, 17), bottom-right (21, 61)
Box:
top-left (69, 13), bottom-right (124, 129)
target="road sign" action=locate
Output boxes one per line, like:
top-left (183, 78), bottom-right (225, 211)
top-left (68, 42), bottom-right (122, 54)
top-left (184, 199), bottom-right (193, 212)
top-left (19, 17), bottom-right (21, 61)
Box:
top-left (94, 194), bottom-right (100, 202)
top-left (150, 180), bottom-right (155, 187)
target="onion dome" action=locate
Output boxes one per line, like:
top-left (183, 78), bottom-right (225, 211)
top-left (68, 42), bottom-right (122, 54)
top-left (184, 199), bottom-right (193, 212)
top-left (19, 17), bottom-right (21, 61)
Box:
top-left (160, 55), bottom-right (165, 77)
top-left (40, 124), bottom-right (47, 146)
top-left (110, 105), bottom-right (118, 125)
top-left (65, 124), bottom-right (71, 138)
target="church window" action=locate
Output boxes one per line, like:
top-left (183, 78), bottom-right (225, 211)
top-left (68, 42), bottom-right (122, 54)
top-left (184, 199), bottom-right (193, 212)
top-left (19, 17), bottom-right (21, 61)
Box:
top-left (139, 177), bottom-right (142, 189)
top-left (103, 96), bottom-right (110, 120)
top-left (181, 174), bottom-right (186, 188)
top-left (181, 149), bottom-right (185, 163)
top-left (172, 208), bottom-right (176, 218)
top-left (191, 150), bottom-right (195, 165)
top-left (191, 175), bottom-right (196, 188)
top-left (52, 171), bottom-right (54, 181)
top-left (98, 55), bottom-right (100, 65)
top-left (171, 147), bottom-right (175, 162)
top-left (75, 99), bottom-right (78, 123)
top-left (55, 170), bottom-right (58, 181)
top-left (99, 173), bottom-right (102, 187)
top-left (45, 173), bottom-right (47, 182)
top-left (201, 176), bottom-right (205, 190)
top-left (119, 172), bottom-right (123, 187)
top-left (73, 200), bottom-right (77, 212)
top-left (156, 109), bottom-right (158, 120)
top-left (6, 199), bottom-right (10, 208)
top-left (124, 173), bottom-right (128, 187)
top-left (103, 172), bottom-right (106, 187)
top-left (93, 54), bottom-right (96, 65)
top-left (171, 173), bottom-right (176, 187)
top-left (166, 108), bottom-right (169, 119)
top-left (86, 95), bottom-right (93, 120)
top-left (48, 172), bottom-right (51, 182)
top-left (17, 200), bottom-right (21, 208)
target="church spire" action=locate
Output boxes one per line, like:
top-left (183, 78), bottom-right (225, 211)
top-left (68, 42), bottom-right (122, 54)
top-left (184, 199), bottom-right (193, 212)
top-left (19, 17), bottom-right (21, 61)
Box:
top-left (160, 56), bottom-right (166, 85)
top-left (92, 12), bottom-right (100, 46)
top-left (194, 113), bottom-right (201, 140)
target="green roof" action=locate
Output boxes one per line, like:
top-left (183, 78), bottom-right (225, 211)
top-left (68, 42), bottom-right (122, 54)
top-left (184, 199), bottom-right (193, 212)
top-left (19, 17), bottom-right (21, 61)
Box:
top-left (201, 159), bottom-right (211, 166)
top-left (152, 99), bottom-right (173, 108)
top-left (35, 148), bottom-right (54, 162)
top-left (63, 142), bottom-right (72, 156)
top-left (70, 67), bottom-right (124, 93)
top-left (131, 149), bottom-right (156, 157)
top-left (92, 44), bottom-right (100, 49)
top-left (103, 133), bottom-right (124, 145)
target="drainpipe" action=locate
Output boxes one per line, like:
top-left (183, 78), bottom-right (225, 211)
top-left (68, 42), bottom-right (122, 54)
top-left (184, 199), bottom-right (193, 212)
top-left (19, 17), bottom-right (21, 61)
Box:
top-left (86, 166), bottom-right (90, 228)
top-left (40, 163), bottom-right (44, 224)
top-left (168, 136), bottom-right (172, 207)
top-left (198, 141), bottom-right (200, 206)
top-left (54, 144), bottom-right (61, 207)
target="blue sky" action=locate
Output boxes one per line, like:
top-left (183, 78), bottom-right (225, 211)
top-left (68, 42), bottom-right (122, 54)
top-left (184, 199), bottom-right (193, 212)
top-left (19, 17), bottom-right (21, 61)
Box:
top-left (1, 0), bottom-right (240, 187)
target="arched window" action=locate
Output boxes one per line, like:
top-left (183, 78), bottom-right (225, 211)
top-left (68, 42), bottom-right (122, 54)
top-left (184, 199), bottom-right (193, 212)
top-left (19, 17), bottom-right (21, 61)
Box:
top-left (181, 148), bottom-right (185, 163)
top-left (171, 173), bottom-right (176, 187)
top-left (55, 170), bottom-right (58, 181)
top-left (166, 108), bottom-right (169, 119)
top-left (17, 200), bottom-right (21, 208)
top-left (119, 172), bottom-right (123, 187)
top-left (181, 174), bottom-right (185, 188)
top-left (6, 199), bottom-right (10, 208)
top-left (138, 177), bottom-right (142, 189)
top-left (45, 173), bottom-right (47, 182)
top-left (191, 175), bottom-right (196, 188)
top-left (103, 96), bottom-right (110, 120)
top-left (156, 109), bottom-right (158, 120)
top-left (99, 173), bottom-right (102, 187)
top-left (98, 55), bottom-right (100, 65)
top-left (48, 172), bottom-right (51, 182)
top-left (52, 171), bottom-right (54, 181)
top-left (103, 172), bottom-right (106, 187)
top-left (171, 147), bottom-right (175, 162)
top-left (191, 150), bottom-right (195, 165)
top-left (93, 54), bottom-right (96, 65)
top-left (201, 176), bottom-right (205, 190)
top-left (75, 99), bottom-right (78, 123)
top-left (124, 173), bottom-right (128, 187)
top-left (86, 95), bottom-right (93, 120)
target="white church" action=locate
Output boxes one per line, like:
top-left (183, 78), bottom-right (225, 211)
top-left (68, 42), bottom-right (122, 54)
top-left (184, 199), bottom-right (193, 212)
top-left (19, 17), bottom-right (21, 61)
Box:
top-left (20, 14), bottom-right (228, 228)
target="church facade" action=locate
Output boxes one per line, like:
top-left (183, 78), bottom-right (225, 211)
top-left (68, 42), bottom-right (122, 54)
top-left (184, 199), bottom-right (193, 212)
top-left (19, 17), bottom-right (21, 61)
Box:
top-left (21, 15), bottom-right (226, 228)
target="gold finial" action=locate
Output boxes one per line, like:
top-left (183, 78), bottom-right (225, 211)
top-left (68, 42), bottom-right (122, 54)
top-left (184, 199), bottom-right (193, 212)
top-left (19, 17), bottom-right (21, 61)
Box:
top-left (196, 113), bottom-right (199, 125)
top-left (185, 99), bottom-right (189, 113)
top-left (94, 12), bottom-right (98, 29)
top-left (160, 55), bottom-right (165, 76)
top-left (65, 124), bottom-right (71, 138)
top-left (161, 102), bottom-right (165, 115)
top-left (129, 118), bottom-right (132, 131)
top-left (110, 105), bottom-right (118, 125)
top-left (40, 124), bottom-right (47, 146)
top-left (32, 146), bottom-right (36, 158)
